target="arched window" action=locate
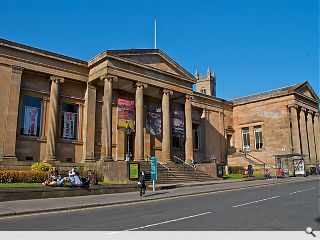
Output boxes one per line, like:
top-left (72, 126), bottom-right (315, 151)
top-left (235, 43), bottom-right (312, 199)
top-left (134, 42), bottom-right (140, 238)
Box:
top-left (201, 87), bottom-right (207, 94)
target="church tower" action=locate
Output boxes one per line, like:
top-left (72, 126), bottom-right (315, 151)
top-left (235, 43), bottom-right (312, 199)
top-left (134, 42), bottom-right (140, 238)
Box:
top-left (195, 67), bottom-right (216, 97)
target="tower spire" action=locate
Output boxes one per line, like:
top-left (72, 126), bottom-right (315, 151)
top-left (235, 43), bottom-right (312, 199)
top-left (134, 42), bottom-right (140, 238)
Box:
top-left (195, 69), bottom-right (199, 79)
top-left (207, 67), bottom-right (211, 79)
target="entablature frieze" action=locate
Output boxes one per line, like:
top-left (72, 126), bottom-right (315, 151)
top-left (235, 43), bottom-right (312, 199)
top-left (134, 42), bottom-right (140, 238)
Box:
top-left (89, 65), bottom-right (193, 96)
top-left (0, 56), bottom-right (88, 82)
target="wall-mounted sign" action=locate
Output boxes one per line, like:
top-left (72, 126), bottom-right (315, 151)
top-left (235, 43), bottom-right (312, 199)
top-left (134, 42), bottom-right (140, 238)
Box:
top-left (172, 109), bottom-right (184, 135)
top-left (118, 98), bottom-right (135, 130)
top-left (128, 163), bottom-right (140, 180)
top-left (146, 105), bottom-right (162, 136)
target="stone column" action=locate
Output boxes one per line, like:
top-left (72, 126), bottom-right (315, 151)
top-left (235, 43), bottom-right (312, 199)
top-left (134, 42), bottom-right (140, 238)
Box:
top-left (101, 75), bottom-right (117, 161)
top-left (290, 106), bottom-right (301, 154)
top-left (40, 97), bottom-right (49, 140)
top-left (162, 89), bottom-right (173, 162)
top-left (78, 103), bottom-right (84, 142)
top-left (44, 75), bottom-right (64, 162)
top-left (185, 95), bottom-right (193, 163)
top-left (82, 83), bottom-right (96, 162)
top-left (307, 110), bottom-right (316, 164)
top-left (299, 108), bottom-right (310, 159)
top-left (313, 113), bottom-right (320, 163)
top-left (134, 82), bottom-right (147, 161)
top-left (2, 66), bottom-right (23, 161)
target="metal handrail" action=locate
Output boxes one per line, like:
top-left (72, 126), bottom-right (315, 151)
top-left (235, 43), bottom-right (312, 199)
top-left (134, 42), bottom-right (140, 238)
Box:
top-left (173, 156), bottom-right (196, 170)
top-left (146, 155), bottom-right (170, 171)
top-left (245, 153), bottom-right (275, 169)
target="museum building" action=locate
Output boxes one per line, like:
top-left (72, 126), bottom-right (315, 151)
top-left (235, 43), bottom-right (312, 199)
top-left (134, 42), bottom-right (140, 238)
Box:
top-left (0, 38), bottom-right (319, 179)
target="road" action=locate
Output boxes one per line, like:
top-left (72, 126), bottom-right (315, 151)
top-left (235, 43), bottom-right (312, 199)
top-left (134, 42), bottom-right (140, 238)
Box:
top-left (0, 178), bottom-right (318, 231)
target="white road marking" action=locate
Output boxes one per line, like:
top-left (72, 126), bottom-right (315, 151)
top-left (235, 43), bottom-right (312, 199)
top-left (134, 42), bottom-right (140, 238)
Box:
top-left (232, 196), bottom-right (279, 208)
top-left (121, 211), bottom-right (211, 232)
top-left (289, 187), bottom-right (317, 195)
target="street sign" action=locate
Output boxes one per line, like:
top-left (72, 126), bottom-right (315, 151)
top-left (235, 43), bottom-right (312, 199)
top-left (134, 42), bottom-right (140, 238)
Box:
top-left (150, 156), bottom-right (157, 181)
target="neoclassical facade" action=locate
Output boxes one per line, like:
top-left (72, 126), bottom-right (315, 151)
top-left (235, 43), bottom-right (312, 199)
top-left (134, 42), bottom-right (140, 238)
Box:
top-left (0, 38), bottom-right (318, 176)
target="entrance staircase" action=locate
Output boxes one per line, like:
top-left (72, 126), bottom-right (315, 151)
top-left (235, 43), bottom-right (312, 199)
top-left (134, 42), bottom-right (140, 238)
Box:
top-left (228, 152), bottom-right (276, 175)
top-left (139, 159), bottom-right (216, 184)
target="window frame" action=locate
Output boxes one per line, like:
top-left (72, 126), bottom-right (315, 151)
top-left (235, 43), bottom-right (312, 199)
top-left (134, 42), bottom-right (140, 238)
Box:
top-left (254, 125), bottom-right (263, 150)
top-left (60, 103), bottom-right (79, 141)
top-left (19, 96), bottom-right (43, 138)
top-left (242, 127), bottom-right (250, 151)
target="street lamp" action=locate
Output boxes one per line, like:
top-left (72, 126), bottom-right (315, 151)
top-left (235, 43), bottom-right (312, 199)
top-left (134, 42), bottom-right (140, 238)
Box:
top-left (125, 127), bottom-right (132, 161)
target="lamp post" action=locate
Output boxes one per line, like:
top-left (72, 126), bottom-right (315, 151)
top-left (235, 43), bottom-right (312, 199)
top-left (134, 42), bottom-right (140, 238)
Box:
top-left (125, 127), bottom-right (132, 161)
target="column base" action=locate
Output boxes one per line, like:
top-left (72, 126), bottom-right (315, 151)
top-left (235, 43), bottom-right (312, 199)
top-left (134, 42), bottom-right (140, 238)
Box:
top-left (1, 155), bottom-right (18, 162)
top-left (82, 158), bottom-right (96, 163)
top-left (134, 158), bottom-right (145, 161)
top-left (101, 156), bottom-right (113, 162)
top-left (43, 156), bottom-right (57, 163)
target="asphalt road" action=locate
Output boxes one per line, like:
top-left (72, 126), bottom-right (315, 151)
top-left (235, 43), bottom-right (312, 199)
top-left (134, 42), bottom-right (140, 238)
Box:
top-left (0, 179), bottom-right (319, 231)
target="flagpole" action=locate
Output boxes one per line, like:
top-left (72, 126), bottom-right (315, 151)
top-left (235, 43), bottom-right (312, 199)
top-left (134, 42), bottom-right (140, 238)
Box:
top-left (154, 18), bottom-right (157, 49)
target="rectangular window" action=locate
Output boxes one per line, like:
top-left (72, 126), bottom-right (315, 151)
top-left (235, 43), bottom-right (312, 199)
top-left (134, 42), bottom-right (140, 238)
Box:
top-left (61, 103), bottom-right (78, 140)
top-left (242, 127), bottom-right (250, 151)
top-left (254, 126), bottom-right (263, 150)
top-left (192, 124), bottom-right (199, 150)
top-left (20, 96), bottom-right (42, 137)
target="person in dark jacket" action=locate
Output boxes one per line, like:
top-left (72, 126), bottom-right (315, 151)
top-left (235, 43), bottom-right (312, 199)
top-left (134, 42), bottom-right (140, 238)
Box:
top-left (87, 170), bottom-right (98, 185)
top-left (138, 171), bottom-right (146, 197)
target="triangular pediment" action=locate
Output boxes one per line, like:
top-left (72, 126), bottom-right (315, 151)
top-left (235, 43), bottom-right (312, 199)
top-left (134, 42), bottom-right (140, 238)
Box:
top-left (295, 82), bottom-right (319, 102)
top-left (106, 49), bottom-right (196, 81)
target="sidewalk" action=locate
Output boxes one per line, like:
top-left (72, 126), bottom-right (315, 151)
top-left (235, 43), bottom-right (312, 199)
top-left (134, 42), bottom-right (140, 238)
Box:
top-left (0, 176), bottom-right (317, 217)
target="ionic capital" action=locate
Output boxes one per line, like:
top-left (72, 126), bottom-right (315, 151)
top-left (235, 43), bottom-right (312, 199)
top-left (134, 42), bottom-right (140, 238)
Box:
top-left (87, 82), bottom-right (96, 90)
top-left (162, 89), bottom-right (173, 96)
top-left (288, 104), bottom-right (298, 110)
top-left (307, 109), bottom-right (314, 115)
top-left (134, 82), bottom-right (148, 89)
top-left (12, 65), bottom-right (24, 74)
top-left (186, 94), bottom-right (194, 101)
top-left (49, 75), bottom-right (64, 84)
top-left (300, 107), bottom-right (307, 112)
top-left (100, 74), bottom-right (118, 82)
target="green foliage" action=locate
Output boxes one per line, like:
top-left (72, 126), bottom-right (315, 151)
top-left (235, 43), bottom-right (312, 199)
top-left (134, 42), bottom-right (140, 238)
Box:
top-left (0, 170), bottom-right (48, 183)
top-left (228, 166), bottom-right (245, 174)
top-left (31, 162), bottom-right (53, 172)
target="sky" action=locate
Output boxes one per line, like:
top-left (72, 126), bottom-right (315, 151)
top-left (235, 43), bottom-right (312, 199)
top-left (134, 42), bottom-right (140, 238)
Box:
top-left (0, 0), bottom-right (318, 100)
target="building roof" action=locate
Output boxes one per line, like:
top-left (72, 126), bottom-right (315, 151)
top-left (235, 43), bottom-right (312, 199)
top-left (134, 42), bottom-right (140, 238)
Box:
top-left (230, 81), bottom-right (319, 104)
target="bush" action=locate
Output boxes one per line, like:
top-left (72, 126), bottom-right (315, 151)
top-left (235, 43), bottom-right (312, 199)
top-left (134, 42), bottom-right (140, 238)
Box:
top-left (31, 162), bottom-right (53, 172)
top-left (0, 170), bottom-right (48, 183)
top-left (228, 166), bottom-right (245, 174)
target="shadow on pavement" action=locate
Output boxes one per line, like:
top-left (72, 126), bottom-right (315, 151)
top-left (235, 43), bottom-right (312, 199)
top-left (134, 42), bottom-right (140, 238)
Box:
top-left (145, 192), bottom-right (169, 197)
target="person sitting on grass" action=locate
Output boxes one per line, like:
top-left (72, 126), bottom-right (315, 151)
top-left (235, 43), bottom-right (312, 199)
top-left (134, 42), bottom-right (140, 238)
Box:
top-left (48, 167), bottom-right (59, 182)
top-left (264, 169), bottom-right (272, 179)
top-left (69, 168), bottom-right (83, 187)
top-left (43, 175), bottom-right (66, 187)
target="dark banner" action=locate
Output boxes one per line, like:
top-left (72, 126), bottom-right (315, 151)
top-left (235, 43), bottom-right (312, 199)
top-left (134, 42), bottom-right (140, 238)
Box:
top-left (146, 105), bottom-right (162, 136)
top-left (118, 98), bottom-right (135, 130)
top-left (172, 109), bottom-right (184, 135)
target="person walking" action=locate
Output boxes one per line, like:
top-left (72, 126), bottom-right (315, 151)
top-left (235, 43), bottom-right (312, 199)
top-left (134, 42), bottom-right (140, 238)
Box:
top-left (138, 171), bottom-right (146, 197)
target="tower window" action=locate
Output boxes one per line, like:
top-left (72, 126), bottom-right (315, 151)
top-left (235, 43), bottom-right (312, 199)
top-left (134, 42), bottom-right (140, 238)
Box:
top-left (201, 88), bottom-right (207, 94)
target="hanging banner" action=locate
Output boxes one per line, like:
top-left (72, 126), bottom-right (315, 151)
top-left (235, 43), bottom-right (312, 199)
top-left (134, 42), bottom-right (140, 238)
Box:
top-left (23, 106), bottom-right (39, 136)
top-left (172, 109), bottom-right (184, 135)
top-left (63, 112), bottom-right (76, 139)
top-left (118, 98), bottom-right (135, 130)
top-left (293, 159), bottom-right (305, 175)
top-left (146, 105), bottom-right (162, 136)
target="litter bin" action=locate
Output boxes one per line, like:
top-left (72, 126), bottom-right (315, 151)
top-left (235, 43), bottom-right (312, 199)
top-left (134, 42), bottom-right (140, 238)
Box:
top-left (217, 164), bottom-right (224, 178)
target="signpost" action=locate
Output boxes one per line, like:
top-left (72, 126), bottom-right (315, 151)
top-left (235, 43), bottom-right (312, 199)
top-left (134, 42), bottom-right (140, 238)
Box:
top-left (150, 156), bottom-right (157, 191)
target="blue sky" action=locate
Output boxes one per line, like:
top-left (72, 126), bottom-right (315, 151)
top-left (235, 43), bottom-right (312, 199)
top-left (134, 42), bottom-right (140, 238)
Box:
top-left (0, 0), bottom-right (318, 100)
